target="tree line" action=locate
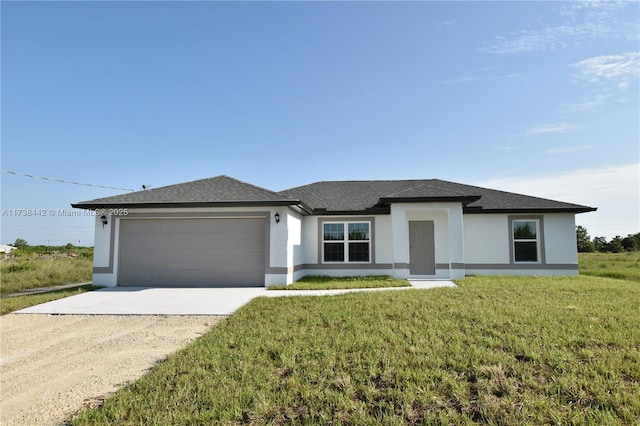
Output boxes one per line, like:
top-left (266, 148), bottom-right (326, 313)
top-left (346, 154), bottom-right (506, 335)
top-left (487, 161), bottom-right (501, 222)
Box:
top-left (576, 226), bottom-right (640, 253)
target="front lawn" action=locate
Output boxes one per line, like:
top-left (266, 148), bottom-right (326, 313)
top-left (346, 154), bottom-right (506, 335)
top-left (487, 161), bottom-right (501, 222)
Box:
top-left (72, 276), bottom-right (639, 425)
top-left (268, 275), bottom-right (410, 290)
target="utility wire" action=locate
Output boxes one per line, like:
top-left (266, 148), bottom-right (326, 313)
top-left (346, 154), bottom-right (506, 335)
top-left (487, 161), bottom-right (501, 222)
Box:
top-left (1, 170), bottom-right (136, 192)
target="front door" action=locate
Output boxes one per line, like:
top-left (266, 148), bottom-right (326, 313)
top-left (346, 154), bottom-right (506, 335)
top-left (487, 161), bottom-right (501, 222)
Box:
top-left (409, 221), bottom-right (436, 275)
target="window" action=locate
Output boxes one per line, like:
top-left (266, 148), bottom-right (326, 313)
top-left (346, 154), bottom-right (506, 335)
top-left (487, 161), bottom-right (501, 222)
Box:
top-left (512, 220), bottom-right (539, 262)
top-left (323, 221), bottom-right (370, 262)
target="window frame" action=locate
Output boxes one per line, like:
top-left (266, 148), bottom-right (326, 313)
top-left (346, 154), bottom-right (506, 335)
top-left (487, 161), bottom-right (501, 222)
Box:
top-left (509, 216), bottom-right (545, 264)
top-left (321, 220), bottom-right (372, 264)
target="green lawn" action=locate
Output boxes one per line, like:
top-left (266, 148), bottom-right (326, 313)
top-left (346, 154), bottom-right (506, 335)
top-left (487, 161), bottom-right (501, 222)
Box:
top-left (268, 275), bottom-right (410, 290)
top-left (579, 251), bottom-right (640, 282)
top-left (71, 276), bottom-right (640, 425)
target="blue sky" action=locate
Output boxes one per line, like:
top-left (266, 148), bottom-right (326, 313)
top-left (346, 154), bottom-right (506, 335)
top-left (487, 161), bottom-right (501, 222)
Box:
top-left (1, 1), bottom-right (638, 245)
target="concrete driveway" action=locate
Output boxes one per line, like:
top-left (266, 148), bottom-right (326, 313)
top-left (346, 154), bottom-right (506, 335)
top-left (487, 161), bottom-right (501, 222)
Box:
top-left (16, 280), bottom-right (457, 316)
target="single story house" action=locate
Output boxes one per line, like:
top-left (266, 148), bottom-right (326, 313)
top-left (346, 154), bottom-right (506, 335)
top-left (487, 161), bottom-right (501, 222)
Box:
top-left (72, 175), bottom-right (596, 288)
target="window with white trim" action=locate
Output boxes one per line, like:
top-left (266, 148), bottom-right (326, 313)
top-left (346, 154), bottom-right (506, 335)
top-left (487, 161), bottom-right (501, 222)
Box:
top-left (322, 221), bottom-right (370, 263)
top-left (512, 220), bottom-right (539, 262)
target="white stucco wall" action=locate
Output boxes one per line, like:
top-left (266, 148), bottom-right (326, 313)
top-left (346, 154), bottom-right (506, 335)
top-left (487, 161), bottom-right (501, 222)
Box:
top-left (463, 212), bottom-right (579, 276)
top-left (92, 214), bottom-right (112, 268)
top-left (296, 214), bottom-right (395, 280)
top-left (543, 214), bottom-right (578, 264)
top-left (91, 214), bottom-right (117, 286)
top-left (288, 212), bottom-right (303, 265)
top-left (463, 214), bottom-right (510, 264)
top-left (374, 215), bottom-right (393, 265)
top-left (301, 216), bottom-right (320, 265)
top-left (265, 210), bottom-right (303, 286)
top-left (268, 209), bottom-right (288, 272)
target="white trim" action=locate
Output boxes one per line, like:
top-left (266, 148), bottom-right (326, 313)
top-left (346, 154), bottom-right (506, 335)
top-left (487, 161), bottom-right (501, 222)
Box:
top-left (321, 220), bottom-right (372, 264)
top-left (512, 218), bottom-right (541, 264)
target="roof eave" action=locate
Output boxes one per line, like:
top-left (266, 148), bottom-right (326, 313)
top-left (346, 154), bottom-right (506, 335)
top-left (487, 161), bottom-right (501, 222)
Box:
top-left (463, 206), bottom-right (598, 214)
top-left (312, 207), bottom-right (391, 216)
top-left (378, 195), bottom-right (482, 206)
top-left (71, 200), bottom-right (303, 210)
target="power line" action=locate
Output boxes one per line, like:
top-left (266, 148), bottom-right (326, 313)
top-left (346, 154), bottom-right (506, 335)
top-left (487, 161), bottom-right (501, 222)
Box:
top-left (1, 170), bottom-right (136, 192)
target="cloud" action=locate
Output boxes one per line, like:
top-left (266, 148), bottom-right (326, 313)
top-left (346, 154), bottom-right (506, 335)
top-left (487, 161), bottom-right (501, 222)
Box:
top-left (478, 2), bottom-right (638, 54)
top-left (526, 122), bottom-right (579, 135)
top-left (564, 0), bottom-right (629, 15)
top-left (560, 93), bottom-right (611, 112)
top-left (442, 76), bottom-right (481, 85)
top-left (570, 52), bottom-right (640, 83)
top-left (477, 163), bottom-right (640, 239)
top-left (546, 145), bottom-right (594, 154)
top-left (479, 23), bottom-right (621, 54)
top-left (441, 68), bottom-right (526, 85)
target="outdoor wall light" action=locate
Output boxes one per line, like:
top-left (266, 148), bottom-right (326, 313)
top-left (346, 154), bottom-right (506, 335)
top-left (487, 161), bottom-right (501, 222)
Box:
top-left (100, 215), bottom-right (108, 227)
top-left (274, 212), bottom-right (280, 224)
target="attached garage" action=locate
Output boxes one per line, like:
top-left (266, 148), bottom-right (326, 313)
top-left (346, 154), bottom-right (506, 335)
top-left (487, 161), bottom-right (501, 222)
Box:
top-left (118, 217), bottom-right (266, 287)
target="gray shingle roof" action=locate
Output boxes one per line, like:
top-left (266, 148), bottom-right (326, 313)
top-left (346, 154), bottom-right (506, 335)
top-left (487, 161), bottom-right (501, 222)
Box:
top-left (278, 179), bottom-right (596, 214)
top-left (72, 175), bottom-right (300, 209)
top-left (72, 175), bottom-right (596, 214)
top-left (277, 180), bottom-right (481, 213)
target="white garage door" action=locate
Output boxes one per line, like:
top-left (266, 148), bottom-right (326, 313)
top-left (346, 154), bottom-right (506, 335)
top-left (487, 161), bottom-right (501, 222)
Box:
top-left (118, 218), bottom-right (265, 287)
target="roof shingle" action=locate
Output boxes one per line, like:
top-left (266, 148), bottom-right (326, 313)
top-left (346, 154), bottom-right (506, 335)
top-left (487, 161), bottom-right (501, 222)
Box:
top-left (72, 175), bottom-right (299, 209)
top-left (72, 175), bottom-right (596, 214)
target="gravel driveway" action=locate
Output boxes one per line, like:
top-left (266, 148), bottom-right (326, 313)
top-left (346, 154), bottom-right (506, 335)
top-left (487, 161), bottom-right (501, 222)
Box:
top-left (0, 314), bottom-right (221, 425)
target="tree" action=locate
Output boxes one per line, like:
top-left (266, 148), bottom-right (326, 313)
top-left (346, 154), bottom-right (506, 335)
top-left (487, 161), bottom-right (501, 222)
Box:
top-left (576, 225), bottom-right (594, 252)
top-left (607, 236), bottom-right (624, 253)
top-left (593, 236), bottom-right (608, 252)
top-left (622, 233), bottom-right (640, 251)
top-left (13, 238), bottom-right (28, 249)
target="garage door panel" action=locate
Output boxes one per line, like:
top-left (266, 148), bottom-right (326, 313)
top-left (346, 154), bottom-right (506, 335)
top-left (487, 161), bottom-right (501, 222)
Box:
top-left (118, 218), bottom-right (265, 287)
top-left (191, 236), bottom-right (227, 250)
top-left (123, 220), bottom-right (158, 233)
top-left (120, 251), bottom-right (156, 268)
top-left (124, 234), bottom-right (157, 251)
top-left (155, 250), bottom-right (195, 268)
top-left (168, 235), bottom-right (194, 250)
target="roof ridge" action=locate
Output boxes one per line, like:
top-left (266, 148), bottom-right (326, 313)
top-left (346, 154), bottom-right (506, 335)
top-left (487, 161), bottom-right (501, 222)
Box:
top-left (384, 181), bottom-right (477, 198)
top-left (124, 174), bottom-right (231, 195)
top-left (217, 175), bottom-right (299, 201)
top-left (133, 175), bottom-right (297, 202)
top-left (281, 178), bottom-right (435, 192)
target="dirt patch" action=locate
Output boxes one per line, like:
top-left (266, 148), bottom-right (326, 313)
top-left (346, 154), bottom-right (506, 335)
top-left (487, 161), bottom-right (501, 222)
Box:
top-left (0, 314), bottom-right (221, 425)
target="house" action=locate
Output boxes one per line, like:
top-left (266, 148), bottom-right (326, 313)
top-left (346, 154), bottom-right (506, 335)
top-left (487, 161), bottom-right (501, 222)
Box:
top-left (71, 175), bottom-right (596, 288)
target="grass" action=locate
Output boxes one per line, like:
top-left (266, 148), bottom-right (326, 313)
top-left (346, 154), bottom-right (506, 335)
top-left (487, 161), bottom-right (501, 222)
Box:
top-left (0, 284), bottom-right (100, 315)
top-left (268, 275), bottom-right (410, 290)
top-left (579, 251), bottom-right (640, 282)
top-left (71, 275), bottom-right (639, 425)
top-left (0, 257), bottom-right (93, 295)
